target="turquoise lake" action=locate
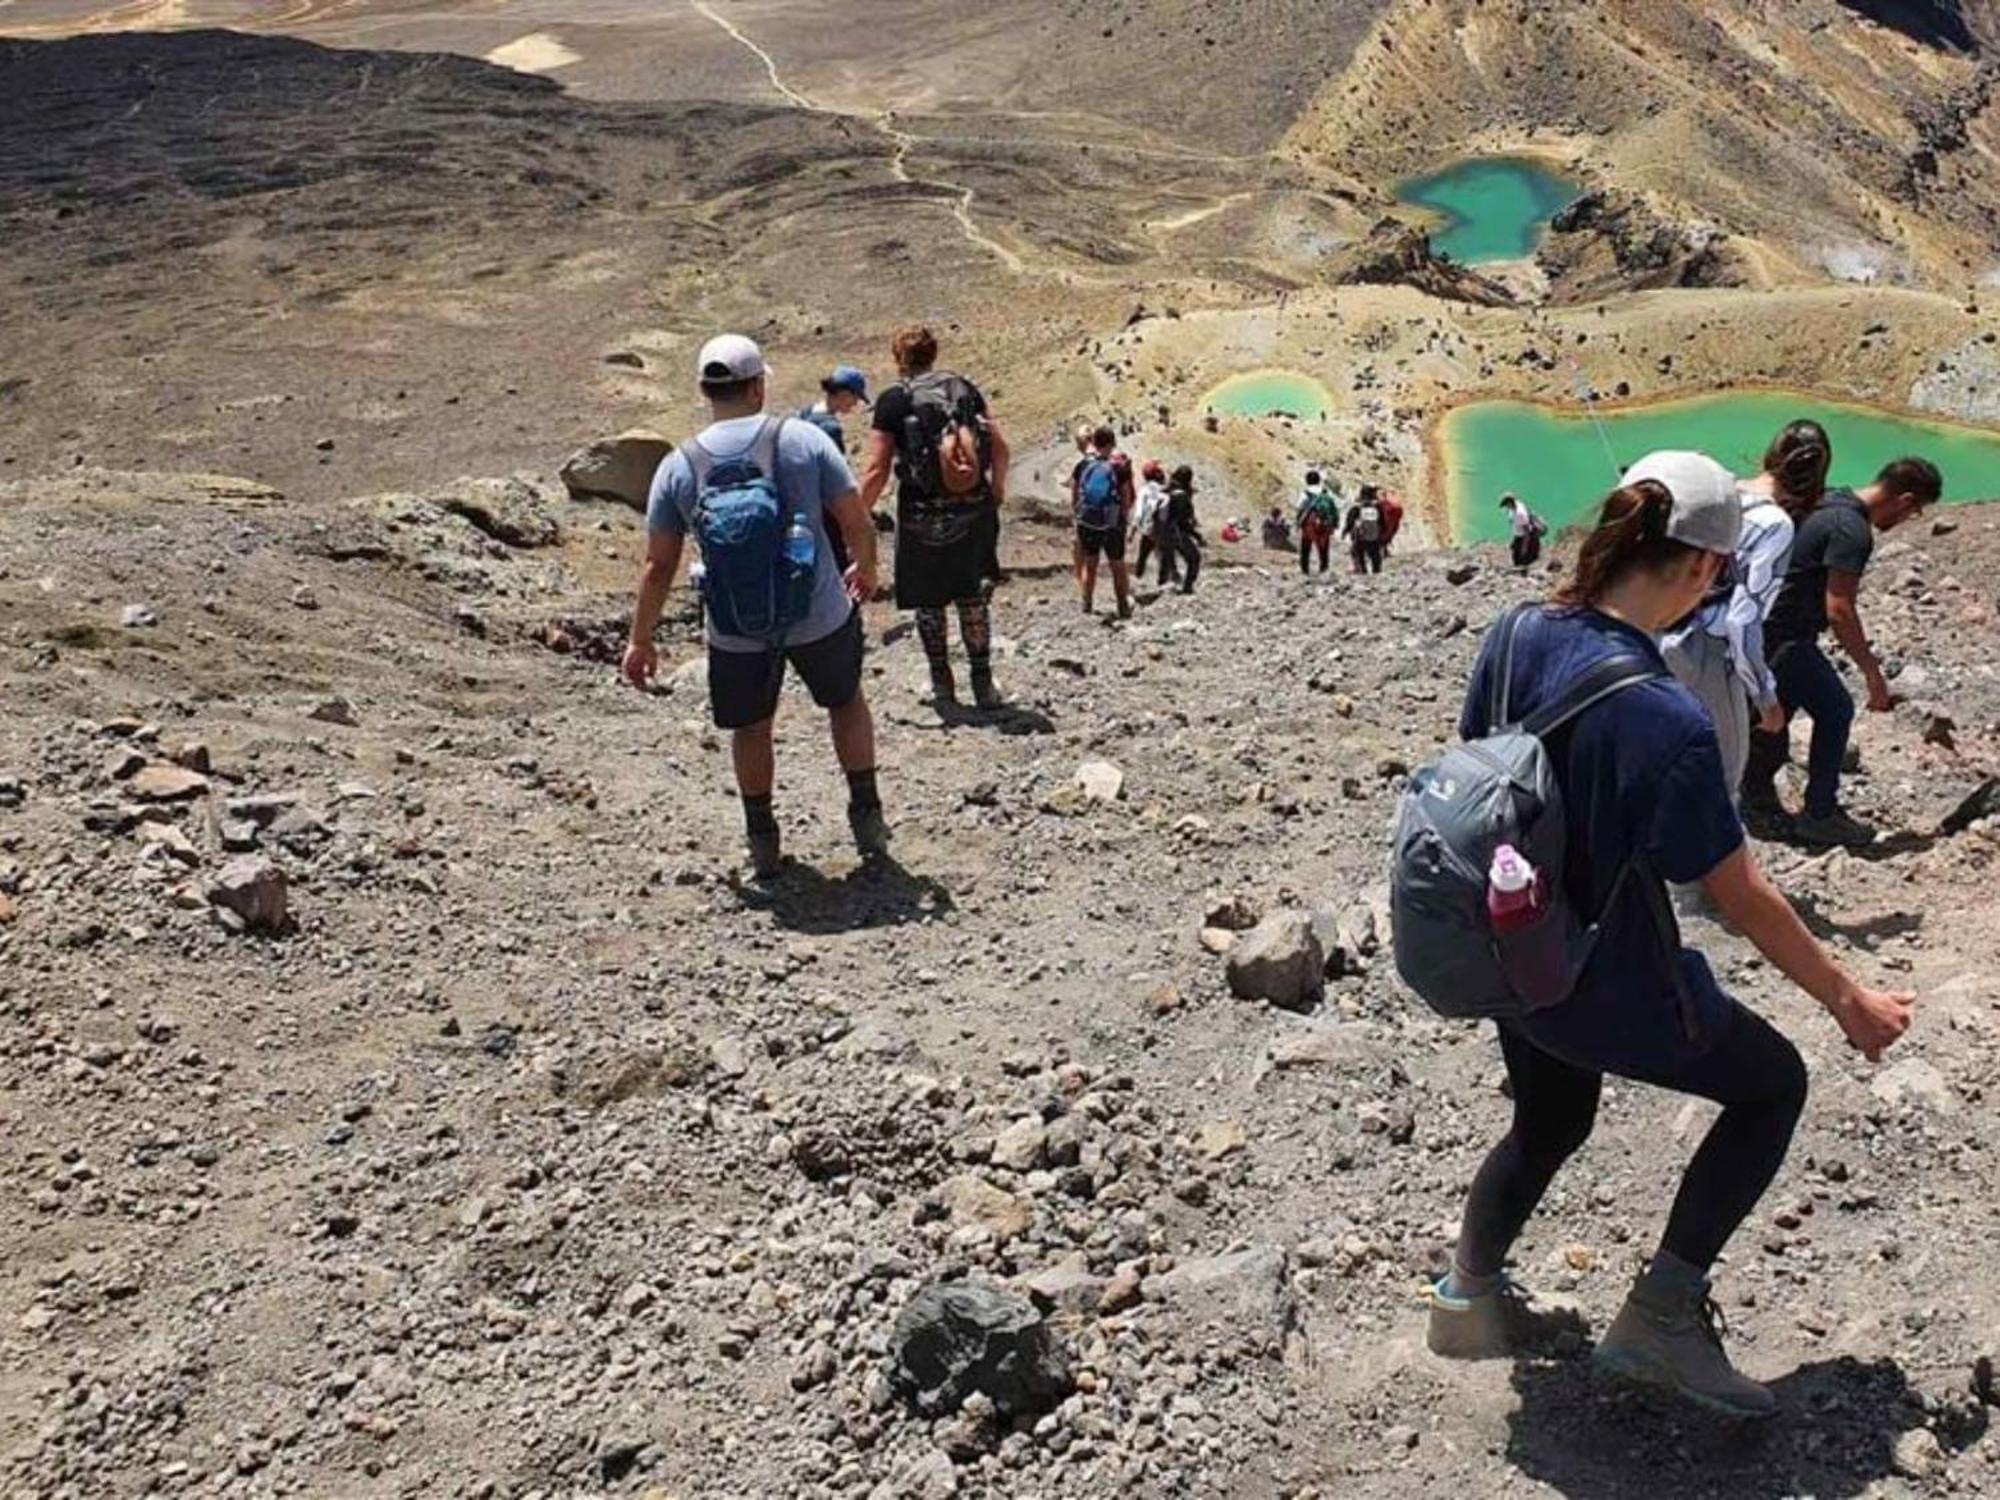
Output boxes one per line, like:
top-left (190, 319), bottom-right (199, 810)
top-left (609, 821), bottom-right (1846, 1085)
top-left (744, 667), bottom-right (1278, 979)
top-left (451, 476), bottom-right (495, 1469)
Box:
top-left (1396, 157), bottom-right (1580, 265)
top-left (1203, 370), bottom-right (1332, 421)
top-left (1441, 391), bottom-right (2000, 544)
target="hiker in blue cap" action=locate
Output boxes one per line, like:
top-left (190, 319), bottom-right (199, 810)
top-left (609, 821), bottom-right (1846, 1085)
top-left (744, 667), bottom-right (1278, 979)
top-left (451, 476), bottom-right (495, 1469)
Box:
top-left (800, 365), bottom-right (871, 457)
top-left (800, 365), bottom-right (873, 574)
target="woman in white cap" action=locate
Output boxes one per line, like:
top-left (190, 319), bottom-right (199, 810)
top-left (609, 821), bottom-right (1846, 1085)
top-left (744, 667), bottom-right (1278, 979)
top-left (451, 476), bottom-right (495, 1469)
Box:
top-left (1426, 451), bottom-right (1914, 1420)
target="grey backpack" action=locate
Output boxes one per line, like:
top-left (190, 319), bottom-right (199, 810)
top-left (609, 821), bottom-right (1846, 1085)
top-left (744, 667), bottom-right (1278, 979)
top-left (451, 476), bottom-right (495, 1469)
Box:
top-left (1389, 606), bottom-right (1685, 1024)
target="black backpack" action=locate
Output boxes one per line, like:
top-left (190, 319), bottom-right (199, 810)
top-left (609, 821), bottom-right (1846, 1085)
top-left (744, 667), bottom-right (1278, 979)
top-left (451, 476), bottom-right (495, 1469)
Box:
top-left (897, 372), bottom-right (989, 501)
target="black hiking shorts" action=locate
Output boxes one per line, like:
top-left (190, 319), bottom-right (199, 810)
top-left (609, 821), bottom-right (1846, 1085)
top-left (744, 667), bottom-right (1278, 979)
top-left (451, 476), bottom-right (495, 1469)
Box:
top-left (707, 610), bottom-right (864, 730)
top-left (1077, 523), bottom-right (1126, 563)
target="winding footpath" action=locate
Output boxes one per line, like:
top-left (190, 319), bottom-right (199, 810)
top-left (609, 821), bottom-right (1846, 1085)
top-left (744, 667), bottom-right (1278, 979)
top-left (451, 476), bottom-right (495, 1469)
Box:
top-left (689, 0), bottom-right (1024, 273)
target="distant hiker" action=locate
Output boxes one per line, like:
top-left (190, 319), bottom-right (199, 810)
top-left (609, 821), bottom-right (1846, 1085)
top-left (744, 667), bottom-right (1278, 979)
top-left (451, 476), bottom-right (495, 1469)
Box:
top-left (1500, 492), bottom-right (1548, 570)
top-left (799, 364), bottom-right (872, 573)
top-left (1741, 455), bottom-right (1940, 846)
top-left (1380, 490), bottom-right (1406, 554)
top-left (1660, 422), bottom-right (1826, 810)
top-left (1163, 464), bottom-right (1203, 594)
top-left (625, 334), bottom-right (886, 878)
top-left (798, 364), bottom-right (870, 455)
top-left (1426, 452), bottom-right (1914, 1419)
top-left (1070, 425), bottom-right (1136, 617)
top-left (861, 325), bottom-right (1011, 710)
top-left (1261, 507), bottom-right (1292, 552)
top-left (1069, 423), bottom-right (1095, 583)
top-left (1134, 459), bottom-right (1178, 586)
top-left (1296, 470), bottom-right (1339, 575)
top-left (1344, 484), bottom-right (1387, 574)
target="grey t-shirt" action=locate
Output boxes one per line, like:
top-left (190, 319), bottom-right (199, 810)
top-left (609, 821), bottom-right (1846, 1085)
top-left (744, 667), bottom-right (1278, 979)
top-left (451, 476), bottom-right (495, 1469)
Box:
top-left (648, 414), bottom-right (858, 653)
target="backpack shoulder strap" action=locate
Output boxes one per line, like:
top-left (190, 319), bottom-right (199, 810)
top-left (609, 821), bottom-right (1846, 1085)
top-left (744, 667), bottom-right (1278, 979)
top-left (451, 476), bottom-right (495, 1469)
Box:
top-left (1489, 603), bottom-right (1536, 728)
top-left (1522, 652), bottom-right (1660, 738)
top-left (681, 435), bottom-right (716, 491)
top-left (751, 415), bottom-right (784, 477)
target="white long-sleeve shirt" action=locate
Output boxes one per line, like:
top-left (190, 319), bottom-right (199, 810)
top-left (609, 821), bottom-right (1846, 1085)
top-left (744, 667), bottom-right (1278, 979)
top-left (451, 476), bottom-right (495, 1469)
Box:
top-left (1135, 479), bottom-right (1168, 533)
top-left (1669, 489), bottom-right (1795, 710)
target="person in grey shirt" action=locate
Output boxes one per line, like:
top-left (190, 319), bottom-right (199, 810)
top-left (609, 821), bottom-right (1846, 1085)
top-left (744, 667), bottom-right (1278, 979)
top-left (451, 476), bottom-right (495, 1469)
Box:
top-left (623, 334), bottom-right (886, 878)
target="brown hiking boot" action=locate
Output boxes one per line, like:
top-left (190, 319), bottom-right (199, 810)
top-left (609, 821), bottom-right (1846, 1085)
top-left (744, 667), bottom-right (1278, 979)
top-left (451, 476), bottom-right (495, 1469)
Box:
top-left (1595, 1275), bottom-right (1776, 1419)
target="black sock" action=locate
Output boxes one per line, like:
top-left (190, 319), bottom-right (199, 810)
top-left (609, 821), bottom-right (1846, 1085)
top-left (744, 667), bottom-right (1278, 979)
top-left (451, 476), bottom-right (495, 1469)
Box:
top-left (742, 793), bottom-right (778, 836)
top-left (845, 768), bottom-right (880, 814)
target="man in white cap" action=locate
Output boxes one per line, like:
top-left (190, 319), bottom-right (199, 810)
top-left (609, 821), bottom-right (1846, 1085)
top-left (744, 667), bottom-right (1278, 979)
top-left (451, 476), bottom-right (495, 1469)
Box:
top-left (623, 334), bottom-right (886, 879)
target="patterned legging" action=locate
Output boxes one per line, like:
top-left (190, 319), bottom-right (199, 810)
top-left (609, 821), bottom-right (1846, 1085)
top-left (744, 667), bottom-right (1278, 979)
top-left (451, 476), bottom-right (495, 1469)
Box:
top-left (914, 600), bottom-right (992, 670)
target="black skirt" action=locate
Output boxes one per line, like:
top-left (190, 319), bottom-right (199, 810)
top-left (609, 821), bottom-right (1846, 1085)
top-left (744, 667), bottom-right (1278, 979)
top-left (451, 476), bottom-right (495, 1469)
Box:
top-left (895, 495), bottom-right (997, 609)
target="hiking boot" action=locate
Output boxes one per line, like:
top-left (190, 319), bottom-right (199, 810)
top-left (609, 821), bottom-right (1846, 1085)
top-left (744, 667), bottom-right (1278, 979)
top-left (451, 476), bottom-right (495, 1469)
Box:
top-left (927, 666), bottom-right (958, 707)
top-left (747, 829), bottom-right (783, 881)
top-left (848, 804), bottom-right (891, 860)
top-left (969, 667), bottom-right (1003, 711)
top-left (1426, 1277), bottom-right (1530, 1361)
top-left (1791, 808), bottom-right (1878, 849)
top-left (1595, 1275), bottom-right (1777, 1419)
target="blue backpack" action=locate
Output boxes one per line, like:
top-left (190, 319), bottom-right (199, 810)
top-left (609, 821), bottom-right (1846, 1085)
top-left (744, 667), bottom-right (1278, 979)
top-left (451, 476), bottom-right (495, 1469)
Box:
top-left (683, 418), bottom-right (815, 640)
top-left (1077, 457), bottom-right (1122, 530)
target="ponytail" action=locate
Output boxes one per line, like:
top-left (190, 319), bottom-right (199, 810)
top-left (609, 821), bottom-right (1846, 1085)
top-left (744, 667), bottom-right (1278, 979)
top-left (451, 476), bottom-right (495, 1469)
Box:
top-left (1762, 419), bottom-right (1831, 519)
top-left (1551, 480), bottom-right (1699, 607)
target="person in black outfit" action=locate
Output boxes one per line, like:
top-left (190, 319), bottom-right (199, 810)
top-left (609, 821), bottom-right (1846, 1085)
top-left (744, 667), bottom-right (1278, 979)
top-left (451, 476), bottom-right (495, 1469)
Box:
top-left (1163, 465), bottom-right (1202, 594)
top-left (1344, 483), bottom-right (1388, 574)
top-left (1741, 457), bottom-right (1939, 846)
top-left (860, 326), bottom-right (1012, 710)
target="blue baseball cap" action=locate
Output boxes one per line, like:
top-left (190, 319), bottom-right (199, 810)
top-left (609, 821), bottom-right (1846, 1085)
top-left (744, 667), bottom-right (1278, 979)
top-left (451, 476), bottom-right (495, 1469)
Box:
top-left (824, 364), bottom-right (870, 403)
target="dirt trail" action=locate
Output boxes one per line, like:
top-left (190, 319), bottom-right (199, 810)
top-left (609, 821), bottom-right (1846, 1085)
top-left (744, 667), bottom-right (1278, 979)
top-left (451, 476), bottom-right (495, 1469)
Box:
top-left (690, 0), bottom-right (1026, 272)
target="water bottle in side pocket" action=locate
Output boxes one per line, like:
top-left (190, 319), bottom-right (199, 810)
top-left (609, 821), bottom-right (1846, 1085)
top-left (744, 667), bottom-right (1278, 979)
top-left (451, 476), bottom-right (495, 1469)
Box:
top-left (1487, 844), bottom-right (1568, 1009)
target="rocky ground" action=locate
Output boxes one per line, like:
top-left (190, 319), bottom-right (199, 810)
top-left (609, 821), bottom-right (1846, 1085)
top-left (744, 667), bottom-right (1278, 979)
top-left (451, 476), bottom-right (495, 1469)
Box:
top-left (2, 466), bottom-right (1997, 1499)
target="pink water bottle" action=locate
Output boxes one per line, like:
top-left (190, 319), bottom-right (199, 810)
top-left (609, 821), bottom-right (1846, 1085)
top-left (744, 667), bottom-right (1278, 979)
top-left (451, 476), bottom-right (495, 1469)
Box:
top-left (1488, 844), bottom-right (1567, 1006)
top-left (1486, 844), bottom-right (1544, 933)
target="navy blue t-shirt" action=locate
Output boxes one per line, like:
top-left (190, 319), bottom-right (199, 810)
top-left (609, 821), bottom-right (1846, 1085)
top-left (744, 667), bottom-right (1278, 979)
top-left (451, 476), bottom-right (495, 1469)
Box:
top-left (1459, 607), bottom-right (1745, 1070)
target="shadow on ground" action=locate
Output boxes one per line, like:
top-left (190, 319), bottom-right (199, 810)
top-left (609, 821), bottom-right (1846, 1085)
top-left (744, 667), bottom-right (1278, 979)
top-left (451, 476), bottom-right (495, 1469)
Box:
top-left (734, 853), bottom-right (956, 934)
top-left (1505, 1352), bottom-right (1983, 1499)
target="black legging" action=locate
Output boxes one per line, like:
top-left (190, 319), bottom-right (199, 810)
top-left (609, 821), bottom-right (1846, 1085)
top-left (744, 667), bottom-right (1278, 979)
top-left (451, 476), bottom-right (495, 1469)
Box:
top-left (1136, 532), bottom-right (1177, 585)
top-left (1351, 539), bottom-right (1384, 574)
top-left (1457, 1001), bottom-right (1807, 1278)
top-left (1169, 529), bottom-right (1201, 592)
top-left (915, 600), bottom-right (991, 674)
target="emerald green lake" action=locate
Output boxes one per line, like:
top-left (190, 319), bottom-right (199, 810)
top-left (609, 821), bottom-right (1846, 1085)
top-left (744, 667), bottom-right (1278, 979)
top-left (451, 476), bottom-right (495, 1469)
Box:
top-left (1396, 157), bottom-right (1579, 265)
top-left (1442, 391), bottom-right (2000, 544)
top-left (1203, 370), bottom-right (1331, 422)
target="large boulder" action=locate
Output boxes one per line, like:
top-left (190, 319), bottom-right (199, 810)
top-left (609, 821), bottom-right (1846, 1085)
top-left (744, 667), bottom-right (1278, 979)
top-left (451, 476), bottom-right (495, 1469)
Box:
top-left (887, 1281), bottom-right (1072, 1418)
top-left (433, 476), bottom-right (562, 548)
top-left (1225, 911), bottom-right (1325, 1011)
top-left (560, 430), bottom-right (671, 511)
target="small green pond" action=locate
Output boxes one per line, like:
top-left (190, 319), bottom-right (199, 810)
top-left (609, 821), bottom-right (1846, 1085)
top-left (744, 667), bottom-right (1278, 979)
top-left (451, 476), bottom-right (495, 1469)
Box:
top-left (1203, 370), bottom-right (1331, 422)
top-left (1441, 390), bottom-right (2000, 544)
top-left (1396, 156), bottom-right (1580, 265)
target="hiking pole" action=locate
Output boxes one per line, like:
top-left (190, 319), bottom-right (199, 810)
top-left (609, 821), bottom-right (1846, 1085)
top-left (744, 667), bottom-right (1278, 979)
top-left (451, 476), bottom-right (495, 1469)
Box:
top-left (1568, 366), bottom-right (1622, 483)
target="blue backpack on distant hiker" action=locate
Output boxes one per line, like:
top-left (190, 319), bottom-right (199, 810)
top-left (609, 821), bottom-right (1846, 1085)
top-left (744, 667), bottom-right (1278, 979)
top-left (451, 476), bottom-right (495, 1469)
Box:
top-left (1077, 457), bottom-right (1122, 530)
top-left (683, 417), bottom-right (815, 640)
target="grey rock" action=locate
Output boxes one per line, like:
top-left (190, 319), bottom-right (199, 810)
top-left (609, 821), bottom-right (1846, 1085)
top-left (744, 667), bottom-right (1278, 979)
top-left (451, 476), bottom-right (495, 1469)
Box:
top-left (207, 857), bottom-right (290, 935)
top-left (989, 1116), bottom-right (1047, 1172)
top-left (887, 1280), bottom-right (1072, 1418)
top-left (120, 603), bottom-right (160, 628)
top-left (1225, 911), bottom-right (1324, 1012)
top-left (1150, 1245), bottom-right (1298, 1344)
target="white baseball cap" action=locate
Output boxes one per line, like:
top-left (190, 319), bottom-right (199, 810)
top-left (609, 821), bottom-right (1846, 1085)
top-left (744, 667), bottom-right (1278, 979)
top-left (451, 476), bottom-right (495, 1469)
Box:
top-left (1621, 450), bottom-right (1742, 554)
top-left (696, 334), bottom-right (768, 385)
